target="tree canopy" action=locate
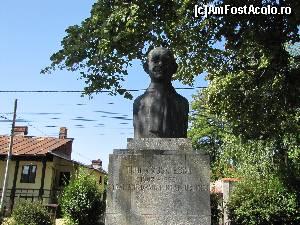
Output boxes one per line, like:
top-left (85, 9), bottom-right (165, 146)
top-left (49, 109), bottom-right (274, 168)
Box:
top-left (43, 0), bottom-right (300, 99)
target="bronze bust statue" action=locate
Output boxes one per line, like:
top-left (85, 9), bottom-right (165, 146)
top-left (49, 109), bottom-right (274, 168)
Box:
top-left (133, 47), bottom-right (189, 138)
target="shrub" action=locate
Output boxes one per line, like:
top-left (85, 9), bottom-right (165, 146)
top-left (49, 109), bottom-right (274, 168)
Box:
top-left (211, 193), bottom-right (222, 225)
top-left (12, 200), bottom-right (52, 225)
top-left (1, 217), bottom-right (16, 225)
top-left (59, 168), bottom-right (105, 225)
top-left (227, 175), bottom-right (300, 225)
top-left (0, 208), bottom-right (3, 224)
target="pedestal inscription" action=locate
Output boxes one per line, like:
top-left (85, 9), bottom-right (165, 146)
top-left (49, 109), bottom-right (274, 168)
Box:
top-left (105, 139), bottom-right (211, 225)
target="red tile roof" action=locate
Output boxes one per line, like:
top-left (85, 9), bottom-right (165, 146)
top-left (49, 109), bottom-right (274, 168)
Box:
top-left (221, 178), bottom-right (240, 182)
top-left (0, 135), bottom-right (72, 156)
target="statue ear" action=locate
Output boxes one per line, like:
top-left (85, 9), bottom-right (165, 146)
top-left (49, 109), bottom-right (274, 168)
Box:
top-left (143, 61), bottom-right (149, 74)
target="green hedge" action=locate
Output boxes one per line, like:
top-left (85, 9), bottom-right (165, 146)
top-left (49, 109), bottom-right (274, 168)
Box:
top-left (228, 175), bottom-right (300, 225)
top-left (12, 200), bottom-right (52, 225)
top-left (59, 168), bottom-right (105, 225)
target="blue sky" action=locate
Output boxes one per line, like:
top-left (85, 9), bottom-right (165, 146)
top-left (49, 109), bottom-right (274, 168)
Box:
top-left (0, 1), bottom-right (207, 170)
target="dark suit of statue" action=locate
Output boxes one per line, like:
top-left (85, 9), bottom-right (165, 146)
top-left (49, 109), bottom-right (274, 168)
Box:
top-left (133, 47), bottom-right (189, 138)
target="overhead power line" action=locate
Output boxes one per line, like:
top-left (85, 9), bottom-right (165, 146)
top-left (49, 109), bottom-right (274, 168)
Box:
top-left (0, 86), bottom-right (207, 93)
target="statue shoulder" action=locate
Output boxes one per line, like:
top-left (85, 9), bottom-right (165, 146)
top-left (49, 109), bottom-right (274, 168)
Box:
top-left (175, 93), bottom-right (189, 105)
top-left (133, 94), bottom-right (144, 105)
top-left (176, 94), bottom-right (189, 113)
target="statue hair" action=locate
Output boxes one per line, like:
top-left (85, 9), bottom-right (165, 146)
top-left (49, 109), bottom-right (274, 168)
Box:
top-left (143, 47), bottom-right (178, 75)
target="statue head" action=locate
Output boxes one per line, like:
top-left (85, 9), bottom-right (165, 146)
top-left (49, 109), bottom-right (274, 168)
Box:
top-left (144, 47), bottom-right (178, 82)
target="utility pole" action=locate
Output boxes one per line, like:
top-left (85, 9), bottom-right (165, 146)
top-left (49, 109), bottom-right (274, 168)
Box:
top-left (0, 99), bottom-right (18, 212)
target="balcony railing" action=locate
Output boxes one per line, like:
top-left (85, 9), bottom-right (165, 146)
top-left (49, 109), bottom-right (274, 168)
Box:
top-left (0, 188), bottom-right (60, 204)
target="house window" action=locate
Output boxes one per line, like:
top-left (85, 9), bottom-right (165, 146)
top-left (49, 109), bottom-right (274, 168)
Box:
top-left (99, 176), bottom-right (102, 184)
top-left (59, 172), bottom-right (70, 186)
top-left (20, 165), bottom-right (37, 183)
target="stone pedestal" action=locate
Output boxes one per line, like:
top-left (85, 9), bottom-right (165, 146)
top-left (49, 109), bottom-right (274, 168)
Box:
top-left (105, 138), bottom-right (211, 225)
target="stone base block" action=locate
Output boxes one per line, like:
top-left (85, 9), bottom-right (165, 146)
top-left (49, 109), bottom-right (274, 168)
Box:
top-left (105, 138), bottom-right (211, 225)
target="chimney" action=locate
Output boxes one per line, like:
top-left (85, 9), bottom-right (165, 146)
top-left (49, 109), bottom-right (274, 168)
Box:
top-left (13, 126), bottom-right (28, 136)
top-left (92, 159), bottom-right (102, 170)
top-left (59, 127), bottom-right (68, 139)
